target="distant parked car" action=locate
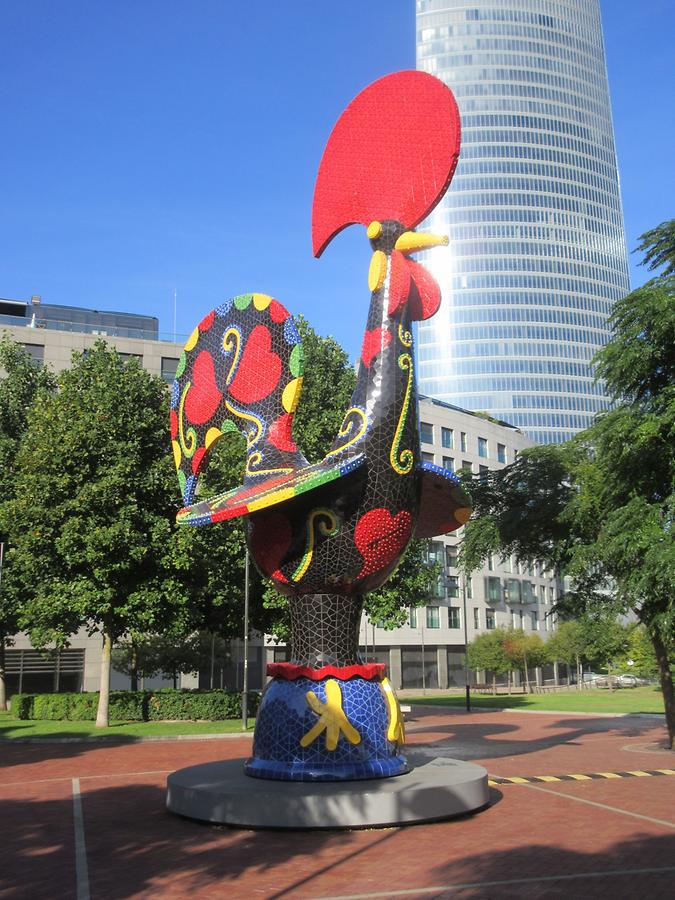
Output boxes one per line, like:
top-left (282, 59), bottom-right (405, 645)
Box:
top-left (617, 674), bottom-right (639, 687)
top-left (582, 672), bottom-right (602, 682)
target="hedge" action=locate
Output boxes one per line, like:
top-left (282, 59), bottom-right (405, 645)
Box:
top-left (10, 689), bottom-right (259, 722)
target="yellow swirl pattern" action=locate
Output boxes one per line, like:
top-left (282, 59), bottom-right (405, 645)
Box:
top-left (178, 382), bottom-right (197, 458)
top-left (397, 323), bottom-right (413, 348)
top-left (223, 327), bottom-right (241, 385)
top-left (325, 407), bottom-right (368, 458)
top-left (292, 508), bottom-right (339, 582)
top-left (389, 354), bottom-right (414, 475)
top-left (224, 399), bottom-right (264, 449)
top-left (245, 450), bottom-right (293, 478)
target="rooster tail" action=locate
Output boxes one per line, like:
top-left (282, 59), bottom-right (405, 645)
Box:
top-left (170, 293), bottom-right (308, 506)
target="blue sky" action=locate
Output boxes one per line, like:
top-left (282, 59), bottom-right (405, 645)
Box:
top-left (1, 1), bottom-right (673, 358)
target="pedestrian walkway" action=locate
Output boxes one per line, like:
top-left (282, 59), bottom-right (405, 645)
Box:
top-left (0, 707), bottom-right (672, 898)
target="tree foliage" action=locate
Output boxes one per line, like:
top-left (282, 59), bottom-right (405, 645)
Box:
top-left (459, 220), bottom-right (675, 746)
top-left (0, 337), bottom-right (56, 709)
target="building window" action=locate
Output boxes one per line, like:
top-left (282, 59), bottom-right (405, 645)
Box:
top-left (487, 554), bottom-right (493, 571)
top-left (540, 585), bottom-right (548, 604)
top-left (549, 586), bottom-right (556, 604)
top-left (426, 606), bottom-right (440, 628)
top-left (466, 577), bottom-right (472, 599)
top-left (522, 581), bottom-right (535, 603)
top-left (409, 606), bottom-right (417, 628)
top-left (486, 576), bottom-right (501, 603)
top-left (446, 575), bottom-right (459, 599)
top-left (445, 546), bottom-right (458, 569)
top-left (531, 611), bottom-right (539, 631)
top-left (497, 443), bottom-right (507, 463)
top-left (473, 608), bottom-right (480, 629)
top-left (478, 437), bottom-right (488, 458)
top-left (119, 352), bottom-right (143, 365)
top-left (161, 357), bottom-right (180, 382)
top-left (21, 343), bottom-right (44, 365)
top-left (462, 460), bottom-right (473, 473)
top-left (478, 464), bottom-right (489, 482)
top-left (420, 422), bottom-right (434, 444)
top-left (486, 609), bottom-right (496, 630)
top-left (441, 427), bottom-right (454, 449)
top-left (507, 578), bottom-right (522, 603)
top-left (448, 607), bottom-right (461, 629)
top-left (421, 451), bottom-right (434, 465)
top-left (427, 541), bottom-right (444, 566)
top-left (460, 432), bottom-right (467, 452)
top-left (442, 456), bottom-right (455, 471)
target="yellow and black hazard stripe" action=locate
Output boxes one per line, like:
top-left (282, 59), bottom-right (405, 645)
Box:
top-left (489, 768), bottom-right (675, 786)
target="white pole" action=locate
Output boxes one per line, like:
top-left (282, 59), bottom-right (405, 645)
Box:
top-left (241, 549), bottom-right (250, 731)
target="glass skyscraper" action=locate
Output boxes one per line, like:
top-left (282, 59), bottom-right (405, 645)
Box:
top-left (415, 0), bottom-right (629, 443)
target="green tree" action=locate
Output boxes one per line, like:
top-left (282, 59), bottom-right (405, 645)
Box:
top-left (1, 343), bottom-right (192, 726)
top-left (545, 620), bottom-right (588, 688)
top-left (460, 220), bottom-right (675, 745)
top-left (502, 629), bottom-right (548, 694)
top-left (577, 614), bottom-right (631, 689)
top-left (0, 337), bottom-right (56, 709)
top-left (466, 628), bottom-right (511, 694)
top-left (364, 539), bottom-right (440, 631)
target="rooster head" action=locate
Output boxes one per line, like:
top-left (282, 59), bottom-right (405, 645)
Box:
top-left (312, 70), bottom-right (461, 320)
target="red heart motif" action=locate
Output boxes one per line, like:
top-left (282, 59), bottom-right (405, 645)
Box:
top-left (184, 351), bottom-right (223, 425)
top-left (361, 327), bottom-right (392, 368)
top-left (228, 325), bottom-right (282, 404)
top-left (169, 409), bottom-right (178, 439)
top-left (268, 412), bottom-right (297, 451)
top-left (354, 508), bottom-right (412, 578)
top-left (250, 512), bottom-right (292, 583)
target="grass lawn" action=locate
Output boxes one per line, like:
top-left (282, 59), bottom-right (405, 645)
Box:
top-left (405, 686), bottom-right (665, 715)
top-left (0, 709), bottom-right (254, 740)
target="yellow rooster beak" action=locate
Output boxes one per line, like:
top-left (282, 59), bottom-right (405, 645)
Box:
top-left (394, 230), bottom-right (449, 255)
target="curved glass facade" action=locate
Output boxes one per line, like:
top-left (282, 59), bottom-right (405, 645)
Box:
top-left (416, 0), bottom-right (629, 444)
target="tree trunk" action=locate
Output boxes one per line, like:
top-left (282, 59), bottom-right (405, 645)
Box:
top-left (0, 636), bottom-right (7, 711)
top-left (96, 630), bottom-right (112, 728)
top-left (576, 655), bottom-right (582, 691)
top-left (651, 630), bottom-right (674, 750)
top-left (130, 644), bottom-right (138, 692)
top-left (608, 661), bottom-right (614, 692)
top-left (492, 674), bottom-right (496, 695)
top-left (523, 654), bottom-right (531, 694)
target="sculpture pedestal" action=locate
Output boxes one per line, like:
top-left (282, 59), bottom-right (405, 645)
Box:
top-left (166, 753), bottom-right (489, 829)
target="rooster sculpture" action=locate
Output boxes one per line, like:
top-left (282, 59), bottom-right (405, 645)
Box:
top-left (171, 71), bottom-right (470, 781)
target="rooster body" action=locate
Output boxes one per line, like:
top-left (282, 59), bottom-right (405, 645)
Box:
top-left (171, 71), bottom-right (469, 780)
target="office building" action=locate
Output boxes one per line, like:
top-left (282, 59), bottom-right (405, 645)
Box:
top-left (416, 0), bottom-right (630, 443)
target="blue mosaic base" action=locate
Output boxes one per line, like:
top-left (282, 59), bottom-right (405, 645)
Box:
top-left (245, 676), bottom-right (407, 782)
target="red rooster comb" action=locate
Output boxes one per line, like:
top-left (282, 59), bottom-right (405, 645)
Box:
top-left (312, 70), bottom-right (461, 258)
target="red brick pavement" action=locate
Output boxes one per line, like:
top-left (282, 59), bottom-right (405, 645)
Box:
top-left (0, 709), bottom-right (673, 899)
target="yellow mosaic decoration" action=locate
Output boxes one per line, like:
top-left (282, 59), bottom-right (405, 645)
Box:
top-left (381, 677), bottom-right (405, 744)
top-left (300, 679), bottom-right (361, 751)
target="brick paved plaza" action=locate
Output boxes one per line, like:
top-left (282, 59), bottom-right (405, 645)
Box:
top-left (1, 706), bottom-right (673, 899)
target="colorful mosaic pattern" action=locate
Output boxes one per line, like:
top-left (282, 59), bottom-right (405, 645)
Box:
top-left (171, 71), bottom-right (470, 782)
top-left (245, 676), bottom-right (407, 781)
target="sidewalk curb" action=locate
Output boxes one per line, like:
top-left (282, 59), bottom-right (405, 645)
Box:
top-left (0, 731), bottom-right (255, 745)
top-left (407, 703), bottom-right (665, 719)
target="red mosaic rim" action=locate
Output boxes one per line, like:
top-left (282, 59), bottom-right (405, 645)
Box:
top-left (266, 662), bottom-right (386, 682)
